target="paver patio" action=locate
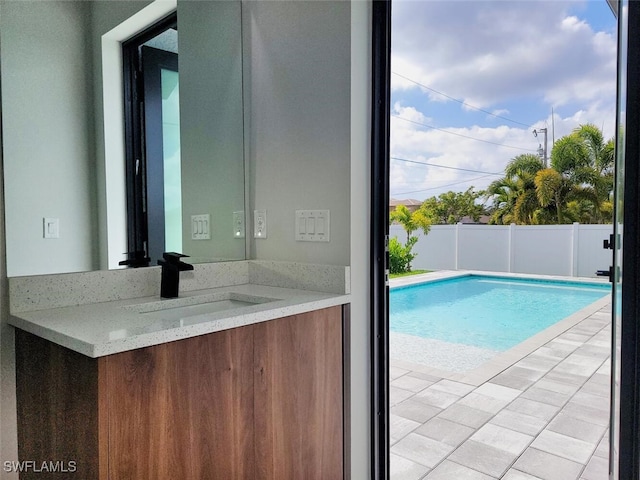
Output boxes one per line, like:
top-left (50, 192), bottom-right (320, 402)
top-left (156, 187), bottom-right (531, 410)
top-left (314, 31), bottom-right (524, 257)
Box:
top-left (390, 298), bottom-right (613, 480)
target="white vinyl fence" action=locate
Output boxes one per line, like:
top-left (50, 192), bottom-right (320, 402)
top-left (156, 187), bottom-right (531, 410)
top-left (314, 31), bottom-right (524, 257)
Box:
top-left (390, 223), bottom-right (614, 278)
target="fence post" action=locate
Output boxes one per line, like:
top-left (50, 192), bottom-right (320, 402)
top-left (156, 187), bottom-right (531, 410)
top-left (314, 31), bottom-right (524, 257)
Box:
top-left (572, 222), bottom-right (580, 277)
top-left (455, 223), bottom-right (461, 270)
top-left (508, 223), bottom-right (516, 273)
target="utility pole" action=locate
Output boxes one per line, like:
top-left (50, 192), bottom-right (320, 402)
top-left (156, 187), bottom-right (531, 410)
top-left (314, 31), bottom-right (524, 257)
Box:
top-left (533, 128), bottom-right (548, 167)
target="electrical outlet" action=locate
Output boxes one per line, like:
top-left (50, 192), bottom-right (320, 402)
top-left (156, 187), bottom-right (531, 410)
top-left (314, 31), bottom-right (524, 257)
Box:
top-left (233, 211), bottom-right (245, 238)
top-left (254, 210), bottom-right (267, 239)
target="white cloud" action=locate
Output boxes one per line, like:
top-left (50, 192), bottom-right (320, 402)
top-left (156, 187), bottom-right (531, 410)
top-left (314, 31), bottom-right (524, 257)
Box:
top-left (390, 0), bottom-right (617, 200)
top-left (391, 0), bottom-right (616, 109)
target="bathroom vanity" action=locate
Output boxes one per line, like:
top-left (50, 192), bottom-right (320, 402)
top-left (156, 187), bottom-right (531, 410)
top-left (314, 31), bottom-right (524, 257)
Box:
top-left (10, 261), bottom-right (350, 479)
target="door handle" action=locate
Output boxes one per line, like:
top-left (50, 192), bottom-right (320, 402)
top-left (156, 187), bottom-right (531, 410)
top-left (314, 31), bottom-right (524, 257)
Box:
top-left (596, 266), bottom-right (619, 283)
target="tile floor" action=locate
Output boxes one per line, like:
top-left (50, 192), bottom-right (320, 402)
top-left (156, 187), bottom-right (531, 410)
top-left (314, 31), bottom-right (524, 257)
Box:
top-left (390, 302), bottom-right (613, 480)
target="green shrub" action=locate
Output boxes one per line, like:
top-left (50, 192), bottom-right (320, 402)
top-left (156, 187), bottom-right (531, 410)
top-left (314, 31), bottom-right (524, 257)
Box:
top-left (389, 236), bottom-right (418, 274)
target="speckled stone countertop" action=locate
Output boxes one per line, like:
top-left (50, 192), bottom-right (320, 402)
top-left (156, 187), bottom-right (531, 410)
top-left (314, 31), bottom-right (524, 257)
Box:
top-left (8, 261), bottom-right (350, 358)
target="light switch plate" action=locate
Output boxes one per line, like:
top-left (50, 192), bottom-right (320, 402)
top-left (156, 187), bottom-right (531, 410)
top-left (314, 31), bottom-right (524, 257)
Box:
top-left (233, 211), bottom-right (245, 238)
top-left (254, 210), bottom-right (267, 239)
top-left (295, 210), bottom-right (330, 242)
top-left (43, 218), bottom-right (59, 239)
top-left (191, 214), bottom-right (210, 240)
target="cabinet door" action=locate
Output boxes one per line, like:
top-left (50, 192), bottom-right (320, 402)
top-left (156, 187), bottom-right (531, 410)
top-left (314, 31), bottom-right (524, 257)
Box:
top-left (254, 306), bottom-right (343, 479)
top-left (104, 325), bottom-right (255, 479)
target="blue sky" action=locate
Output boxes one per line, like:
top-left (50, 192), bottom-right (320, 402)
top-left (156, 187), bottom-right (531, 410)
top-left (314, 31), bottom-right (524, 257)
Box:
top-left (390, 0), bottom-right (617, 200)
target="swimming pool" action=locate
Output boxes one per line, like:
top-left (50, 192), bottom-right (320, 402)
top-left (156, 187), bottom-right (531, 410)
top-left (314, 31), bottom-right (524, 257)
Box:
top-left (390, 275), bottom-right (610, 352)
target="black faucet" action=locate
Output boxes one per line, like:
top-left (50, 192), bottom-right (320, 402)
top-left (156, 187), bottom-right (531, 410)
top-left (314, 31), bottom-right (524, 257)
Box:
top-left (158, 252), bottom-right (194, 298)
top-left (119, 250), bottom-right (150, 268)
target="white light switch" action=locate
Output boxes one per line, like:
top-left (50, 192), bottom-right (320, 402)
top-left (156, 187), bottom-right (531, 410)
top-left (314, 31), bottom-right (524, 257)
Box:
top-left (191, 214), bottom-right (210, 240)
top-left (254, 210), bottom-right (267, 239)
top-left (233, 211), bottom-right (245, 238)
top-left (295, 210), bottom-right (330, 242)
top-left (43, 218), bottom-right (59, 239)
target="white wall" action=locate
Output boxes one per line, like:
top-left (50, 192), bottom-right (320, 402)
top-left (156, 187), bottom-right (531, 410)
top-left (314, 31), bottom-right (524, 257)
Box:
top-left (1, 1), bottom-right (98, 276)
top-left (391, 223), bottom-right (613, 278)
top-left (245, 1), bottom-right (351, 266)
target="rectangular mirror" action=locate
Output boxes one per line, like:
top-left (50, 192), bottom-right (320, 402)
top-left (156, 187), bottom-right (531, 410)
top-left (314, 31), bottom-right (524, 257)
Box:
top-left (0, 0), bottom-right (246, 277)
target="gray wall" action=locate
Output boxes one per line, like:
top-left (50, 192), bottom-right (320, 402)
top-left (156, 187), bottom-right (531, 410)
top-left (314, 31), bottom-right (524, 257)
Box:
top-left (179, 1), bottom-right (246, 262)
top-left (1, 1), bottom-right (98, 276)
top-left (245, 1), bottom-right (351, 266)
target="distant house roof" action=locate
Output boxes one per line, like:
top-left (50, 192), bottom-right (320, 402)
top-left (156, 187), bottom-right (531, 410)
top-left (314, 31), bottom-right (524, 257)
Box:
top-left (389, 198), bottom-right (422, 208)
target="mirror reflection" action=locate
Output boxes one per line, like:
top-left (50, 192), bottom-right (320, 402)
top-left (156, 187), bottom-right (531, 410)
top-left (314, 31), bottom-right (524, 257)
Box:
top-left (0, 0), bottom-right (246, 277)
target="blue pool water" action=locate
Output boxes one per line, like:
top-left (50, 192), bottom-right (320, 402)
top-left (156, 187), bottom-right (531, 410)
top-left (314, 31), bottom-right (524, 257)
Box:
top-left (390, 275), bottom-right (610, 351)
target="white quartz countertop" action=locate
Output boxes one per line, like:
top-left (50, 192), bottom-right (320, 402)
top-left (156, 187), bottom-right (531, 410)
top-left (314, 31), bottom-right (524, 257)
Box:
top-left (9, 283), bottom-right (350, 358)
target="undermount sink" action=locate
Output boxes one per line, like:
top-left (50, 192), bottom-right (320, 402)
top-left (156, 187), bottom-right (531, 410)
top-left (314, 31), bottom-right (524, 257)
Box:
top-left (134, 292), bottom-right (279, 321)
top-left (109, 292), bottom-right (280, 340)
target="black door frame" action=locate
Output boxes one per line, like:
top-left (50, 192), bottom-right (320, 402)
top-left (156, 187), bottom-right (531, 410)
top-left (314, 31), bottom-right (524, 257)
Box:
top-left (122, 12), bottom-right (177, 266)
top-left (370, 1), bottom-right (640, 478)
top-left (371, 1), bottom-right (391, 479)
top-left (619, 1), bottom-right (640, 477)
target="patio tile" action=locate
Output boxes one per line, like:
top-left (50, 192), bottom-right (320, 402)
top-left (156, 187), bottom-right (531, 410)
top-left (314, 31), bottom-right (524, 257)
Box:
top-left (490, 372), bottom-right (537, 390)
top-left (414, 387), bottom-right (461, 409)
top-left (392, 398), bottom-right (442, 424)
top-left (571, 390), bottom-right (610, 411)
top-left (512, 448), bottom-right (583, 480)
top-left (502, 470), bottom-right (545, 479)
top-left (489, 410), bottom-right (547, 436)
top-left (506, 397), bottom-right (560, 421)
top-left (391, 386), bottom-right (415, 407)
top-left (547, 412), bottom-right (607, 444)
top-left (534, 378), bottom-right (581, 396)
top-left (531, 430), bottom-right (596, 464)
top-left (563, 401), bottom-right (610, 427)
top-left (503, 365), bottom-right (546, 382)
top-left (448, 439), bottom-right (518, 478)
top-left (391, 366), bottom-right (411, 380)
top-left (457, 392), bottom-right (509, 414)
top-left (424, 460), bottom-right (496, 479)
top-left (391, 433), bottom-right (455, 468)
top-left (415, 417), bottom-right (475, 447)
top-left (471, 423), bottom-right (533, 455)
top-left (580, 454), bottom-right (608, 480)
top-left (515, 355), bottom-right (560, 373)
top-left (520, 386), bottom-right (570, 407)
top-left (438, 403), bottom-right (493, 429)
top-left (391, 375), bottom-right (437, 393)
top-left (543, 370), bottom-right (588, 387)
top-left (390, 453), bottom-right (430, 480)
top-left (474, 382), bottom-right (522, 402)
top-left (430, 379), bottom-right (476, 397)
top-left (592, 433), bottom-right (609, 458)
top-left (406, 371), bottom-right (444, 383)
top-left (390, 413), bottom-right (421, 445)
top-left (535, 345), bottom-right (573, 360)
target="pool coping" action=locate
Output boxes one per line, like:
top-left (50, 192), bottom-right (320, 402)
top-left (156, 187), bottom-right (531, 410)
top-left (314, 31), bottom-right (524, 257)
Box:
top-left (389, 270), bottom-right (612, 386)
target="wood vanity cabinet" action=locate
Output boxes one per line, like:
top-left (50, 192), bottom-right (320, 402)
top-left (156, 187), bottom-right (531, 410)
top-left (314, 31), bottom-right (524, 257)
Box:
top-left (15, 305), bottom-right (348, 480)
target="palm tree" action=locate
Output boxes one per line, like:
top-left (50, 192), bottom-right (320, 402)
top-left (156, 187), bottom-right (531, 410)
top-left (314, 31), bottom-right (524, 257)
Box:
top-left (389, 204), bottom-right (431, 271)
top-left (487, 154), bottom-right (545, 224)
top-left (487, 125), bottom-right (614, 225)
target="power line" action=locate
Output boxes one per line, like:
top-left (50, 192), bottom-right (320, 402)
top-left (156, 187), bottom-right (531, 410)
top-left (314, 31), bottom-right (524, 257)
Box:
top-left (391, 155), bottom-right (504, 176)
top-left (392, 173), bottom-right (497, 196)
top-left (392, 71), bottom-right (533, 128)
top-left (392, 114), bottom-right (538, 153)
